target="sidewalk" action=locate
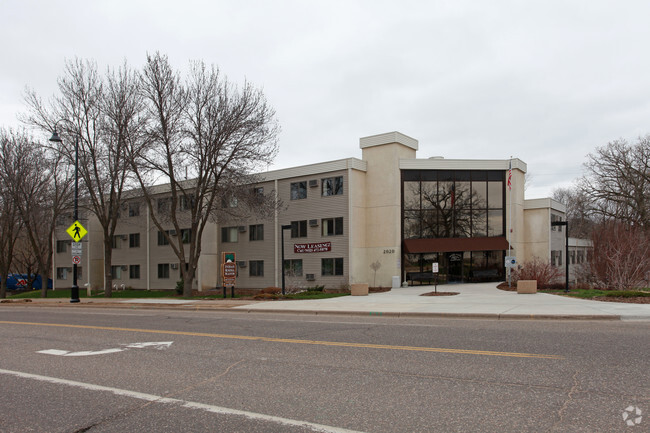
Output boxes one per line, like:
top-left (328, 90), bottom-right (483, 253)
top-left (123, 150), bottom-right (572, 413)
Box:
top-left (4, 283), bottom-right (650, 320)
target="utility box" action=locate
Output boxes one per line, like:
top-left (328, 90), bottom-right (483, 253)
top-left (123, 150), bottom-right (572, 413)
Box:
top-left (517, 280), bottom-right (537, 294)
top-left (392, 276), bottom-right (400, 289)
top-left (350, 283), bottom-right (369, 296)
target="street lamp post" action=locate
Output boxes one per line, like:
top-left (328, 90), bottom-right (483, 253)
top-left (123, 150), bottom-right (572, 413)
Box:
top-left (50, 127), bottom-right (80, 303)
top-left (280, 224), bottom-right (292, 296)
top-left (551, 220), bottom-right (569, 293)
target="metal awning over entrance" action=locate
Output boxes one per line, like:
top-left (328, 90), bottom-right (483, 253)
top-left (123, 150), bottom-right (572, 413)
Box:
top-left (403, 236), bottom-right (510, 253)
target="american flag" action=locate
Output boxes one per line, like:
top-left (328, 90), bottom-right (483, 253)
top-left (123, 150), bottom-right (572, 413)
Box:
top-left (507, 160), bottom-right (512, 190)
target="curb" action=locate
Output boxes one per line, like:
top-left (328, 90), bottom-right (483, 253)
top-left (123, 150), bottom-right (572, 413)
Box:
top-left (0, 300), bottom-right (626, 320)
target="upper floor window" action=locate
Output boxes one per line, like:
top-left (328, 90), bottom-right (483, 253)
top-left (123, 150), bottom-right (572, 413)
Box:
top-left (290, 181), bottom-right (307, 200)
top-left (221, 227), bottom-right (238, 243)
top-left (128, 202), bottom-right (140, 217)
top-left (129, 233), bottom-right (140, 248)
top-left (181, 228), bottom-right (191, 244)
top-left (180, 195), bottom-right (195, 211)
top-left (322, 217), bottom-right (343, 236)
top-left (322, 176), bottom-right (343, 196)
top-left (249, 260), bottom-right (264, 277)
top-left (157, 230), bottom-right (171, 246)
top-left (157, 198), bottom-right (170, 213)
top-left (56, 240), bottom-right (69, 253)
top-left (249, 224), bottom-right (264, 241)
top-left (291, 220), bottom-right (307, 238)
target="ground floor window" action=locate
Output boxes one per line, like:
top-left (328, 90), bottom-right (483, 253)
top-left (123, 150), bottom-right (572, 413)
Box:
top-left (284, 259), bottom-right (303, 277)
top-left (130, 265), bottom-right (140, 279)
top-left (404, 250), bottom-right (504, 283)
top-left (322, 257), bottom-right (343, 276)
top-left (158, 263), bottom-right (170, 279)
top-left (249, 260), bottom-right (264, 277)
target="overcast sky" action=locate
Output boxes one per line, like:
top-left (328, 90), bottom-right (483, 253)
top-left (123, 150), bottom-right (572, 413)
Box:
top-left (2, 1), bottom-right (649, 198)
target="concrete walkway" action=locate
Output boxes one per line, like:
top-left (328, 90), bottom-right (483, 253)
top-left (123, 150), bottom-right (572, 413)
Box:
top-left (234, 282), bottom-right (650, 321)
top-left (3, 283), bottom-right (650, 320)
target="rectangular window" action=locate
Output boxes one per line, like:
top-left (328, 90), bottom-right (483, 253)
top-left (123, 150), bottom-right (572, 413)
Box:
top-left (111, 265), bottom-right (122, 280)
top-left (253, 186), bottom-right (264, 196)
top-left (221, 227), bottom-right (238, 243)
top-left (129, 233), bottom-right (140, 248)
top-left (180, 195), bottom-right (195, 211)
top-left (157, 198), bottom-right (170, 213)
top-left (112, 236), bottom-right (122, 249)
top-left (128, 202), bottom-right (140, 217)
top-left (322, 176), bottom-right (343, 196)
top-left (291, 220), bottom-right (307, 238)
top-left (249, 260), bottom-right (264, 277)
top-left (157, 231), bottom-right (170, 246)
top-left (284, 259), bottom-right (303, 277)
top-left (129, 265), bottom-right (140, 279)
top-left (322, 217), bottom-right (343, 236)
top-left (290, 181), bottom-right (307, 200)
top-left (56, 240), bottom-right (68, 253)
top-left (221, 196), bottom-right (238, 208)
top-left (181, 228), bottom-right (191, 244)
top-left (158, 263), bottom-right (170, 279)
top-left (56, 267), bottom-right (68, 280)
top-left (249, 224), bottom-right (264, 241)
top-left (322, 258), bottom-right (344, 276)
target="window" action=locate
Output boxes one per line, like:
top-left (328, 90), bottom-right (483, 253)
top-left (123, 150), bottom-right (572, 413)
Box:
top-left (221, 227), bottom-right (238, 243)
top-left (56, 240), bottom-right (69, 253)
top-left (322, 258), bottom-right (344, 276)
top-left (291, 220), bottom-right (307, 238)
top-left (112, 236), bottom-right (122, 249)
top-left (129, 233), bottom-right (140, 248)
top-left (249, 260), bottom-right (264, 277)
top-left (181, 228), bottom-right (191, 244)
top-left (158, 263), bottom-right (170, 279)
top-left (284, 259), bottom-right (303, 277)
top-left (158, 231), bottom-right (170, 246)
top-left (128, 202), bottom-right (140, 217)
top-left (221, 196), bottom-right (238, 208)
top-left (249, 224), bottom-right (264, 241)
top-left (111, 265), bottom-right (122, 279)
top-left (157, 198), bottom-right (170, 213)
top-left (253, 186), bottom-right (264, 196)
top-left (322, 217), bottom-right (343, 236)
top-left (180, 195), bottom-right (195, 211)
top-left (77, 267), bottom-right (83, 279)
top-left (322, 176), bottom-right (343, 196)
top-left (129, 265), bottom-right (140, 279)
top-left (551, 214), bottom-right (563, 231)
top-left (290, 181), bottom-right (307, 200)
top-left (56, 267), bottom-right (68, 280)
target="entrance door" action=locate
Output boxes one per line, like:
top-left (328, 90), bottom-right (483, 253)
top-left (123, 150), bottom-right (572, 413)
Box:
top-left (447, 252), bottom-right (463, 283)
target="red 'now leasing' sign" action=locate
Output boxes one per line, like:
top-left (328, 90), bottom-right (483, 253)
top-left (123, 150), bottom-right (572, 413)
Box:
top-left (294, 242), bottom-right (331, 253)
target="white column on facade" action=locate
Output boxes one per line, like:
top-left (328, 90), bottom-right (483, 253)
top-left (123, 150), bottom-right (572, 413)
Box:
top-left (146, 202), bottom-right (150, 290)
top-left (274, 179), bottom-right (279, 287)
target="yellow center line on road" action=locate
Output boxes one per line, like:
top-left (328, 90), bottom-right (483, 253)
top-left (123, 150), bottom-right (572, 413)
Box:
top-left (0, 320), bottom-right (564, 359)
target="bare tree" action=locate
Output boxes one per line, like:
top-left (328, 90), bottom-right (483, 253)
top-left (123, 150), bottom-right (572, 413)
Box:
top-left (580, 136), bottom-right (650, 229)
top-left (130, 53), bottom-right (279, 296)
top-left (552, 186), bottom-right (595, 239)
top-left (0, 129), bottom-right (73, 297)
top-left (590, 221), bottom-right (650, 290)
top-left (23, 59), bottom-right (143, 297)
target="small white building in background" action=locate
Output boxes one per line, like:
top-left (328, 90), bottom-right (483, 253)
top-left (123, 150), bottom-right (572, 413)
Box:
top-left (53, 131), bottom-right (582, 291)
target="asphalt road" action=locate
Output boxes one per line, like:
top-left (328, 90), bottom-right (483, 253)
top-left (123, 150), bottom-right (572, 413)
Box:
top-left (1, 307), bottom-right (648, 432)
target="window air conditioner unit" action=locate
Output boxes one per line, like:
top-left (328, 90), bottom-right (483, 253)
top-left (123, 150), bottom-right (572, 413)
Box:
top-left (309, 219), bottom-right (319, 227)
top-left (121, 235), bottom-right (128, 240)
top-left (238, 226), bottom-right (247, 232)
top-left (306, 273), bottom-right (315, 281)
top-left (237, 261), bottom-right (247, 268)
top-left (169, 229), bottom-right (176, 235)
top-left (170, 263), bottom-right (179, 270)
top-left (121, 265), bottom-right (128, 271)
top-left (309, 179), bottom-right (319, 188)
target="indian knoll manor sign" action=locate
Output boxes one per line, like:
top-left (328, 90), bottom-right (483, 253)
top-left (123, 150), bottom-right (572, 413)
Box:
top-left (294, 242), bottom-right (332, 253)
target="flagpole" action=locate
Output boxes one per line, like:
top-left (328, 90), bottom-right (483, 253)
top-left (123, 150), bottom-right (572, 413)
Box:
top-left (508, 157), bottom-right (513, 287)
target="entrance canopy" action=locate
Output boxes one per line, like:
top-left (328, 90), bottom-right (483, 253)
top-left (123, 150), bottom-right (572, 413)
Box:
top-left (403, 236), bottom-right (510, 253)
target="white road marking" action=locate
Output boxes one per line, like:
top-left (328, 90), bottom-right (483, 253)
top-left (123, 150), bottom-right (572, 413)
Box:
top-left (37, 341), bottom-right (173, 357)
top-left (0, 368), bottom-right (364, 433)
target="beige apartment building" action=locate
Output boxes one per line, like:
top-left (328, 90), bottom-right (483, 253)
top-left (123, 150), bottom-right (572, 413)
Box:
top-left (52, 131), bottom-right (574, 292)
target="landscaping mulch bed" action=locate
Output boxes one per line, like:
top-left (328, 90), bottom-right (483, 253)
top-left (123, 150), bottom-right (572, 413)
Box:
top-left (420, 291), bottom-right (459, 297)
top-left (593, 296), bottom-right (650, 304)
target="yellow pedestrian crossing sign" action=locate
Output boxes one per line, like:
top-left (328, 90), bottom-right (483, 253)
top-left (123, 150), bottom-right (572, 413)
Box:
top-left (66, 220), bottom-right (88, 241)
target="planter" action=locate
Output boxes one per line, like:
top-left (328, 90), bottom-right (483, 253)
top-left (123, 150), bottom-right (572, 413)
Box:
top-left (517, 280), bottom-right (537, 294)
top-left (350, 283), bottom-right (369, 296)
